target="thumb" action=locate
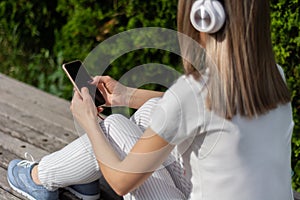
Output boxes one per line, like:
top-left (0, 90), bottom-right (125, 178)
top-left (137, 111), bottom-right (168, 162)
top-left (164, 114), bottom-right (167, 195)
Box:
top-left (81, 87), bottom-right (90, 99)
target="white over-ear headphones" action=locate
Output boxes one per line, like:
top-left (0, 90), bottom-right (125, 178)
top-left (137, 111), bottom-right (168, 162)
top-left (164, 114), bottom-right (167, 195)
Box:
top-left (190, 0), bottom-right (226, 33)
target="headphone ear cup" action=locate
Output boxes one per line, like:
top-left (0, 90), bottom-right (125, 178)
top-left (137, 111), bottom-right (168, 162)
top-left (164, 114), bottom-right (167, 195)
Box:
top-left (190, 0), bottom-right (225, 33)
top-left (209, 0), bottom-right (225, 33)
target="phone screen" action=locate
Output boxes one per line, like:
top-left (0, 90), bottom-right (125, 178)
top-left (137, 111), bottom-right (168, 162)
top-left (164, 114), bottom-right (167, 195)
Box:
top-left (63, 60), bottom-right (105, 107)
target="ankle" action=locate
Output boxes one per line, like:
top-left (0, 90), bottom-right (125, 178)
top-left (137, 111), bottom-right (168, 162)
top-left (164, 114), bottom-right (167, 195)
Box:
top-left (31, 165), bottom-right (42, 185)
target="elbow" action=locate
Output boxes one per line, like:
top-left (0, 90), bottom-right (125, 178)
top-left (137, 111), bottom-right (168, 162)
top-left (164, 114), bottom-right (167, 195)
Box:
top-left (105, 175), bottom-right (132, 196)
top-left (113, 186), bottom-right (129, 197)
top-left (97, 161), bottom-right (131, 196)
top-left (97, 161), bottom-right (144, 196)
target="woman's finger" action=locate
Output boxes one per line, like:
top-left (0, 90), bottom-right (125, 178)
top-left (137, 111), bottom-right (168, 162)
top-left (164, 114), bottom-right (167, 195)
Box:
top-left (91, 75), bottom-right (110, 84)
top-left (98, 83), bottom-right (111, 95)
top-left (73, 89), bottom-right (82, 101)
top-left (81, 87), bottom-right (91, 100)
top-left (71, 90), bottom-right (81, 111)
top-left (97, 106), bottom-right (104, 113)
top-left (98, 76), bottom-right (111, 84)
top-left (91, 76), bottom-right (101, 85)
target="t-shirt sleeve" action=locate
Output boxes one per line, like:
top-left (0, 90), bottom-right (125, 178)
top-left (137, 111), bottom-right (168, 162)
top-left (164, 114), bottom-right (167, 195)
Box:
top-left (150, 75), bottom-right (206, 145)
top-left (276, 64), bottom-right (287, 83)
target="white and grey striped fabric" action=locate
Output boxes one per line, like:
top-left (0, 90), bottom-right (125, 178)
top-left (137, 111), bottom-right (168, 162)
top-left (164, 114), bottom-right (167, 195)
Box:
top-left (38, 98), bottom-right (191, 200)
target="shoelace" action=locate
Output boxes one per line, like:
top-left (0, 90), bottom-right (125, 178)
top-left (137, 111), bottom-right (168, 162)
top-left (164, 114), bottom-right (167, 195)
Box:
top-left (17, 152), bottom-right (37, 168)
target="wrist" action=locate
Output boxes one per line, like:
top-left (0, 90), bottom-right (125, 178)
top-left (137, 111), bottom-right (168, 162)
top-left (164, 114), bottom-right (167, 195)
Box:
top-left (85, 118), bottom-right (101, 133)
top-left (123, 87), bottom-right (136, 107)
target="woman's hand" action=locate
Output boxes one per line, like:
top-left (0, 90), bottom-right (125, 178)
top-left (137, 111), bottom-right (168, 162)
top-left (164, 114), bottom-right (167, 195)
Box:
top-left (91, 76), bottom-right (131, 107)
top-left (70, 87), bottom-right (98, 131)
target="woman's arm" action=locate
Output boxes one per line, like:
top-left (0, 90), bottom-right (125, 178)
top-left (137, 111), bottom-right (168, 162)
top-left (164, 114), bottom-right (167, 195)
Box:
top-left (92, 76), bottom-right (164, 109)
top-left (71, 88), bottom-right (173, 196)
top-left (127, 87), bottom-right (164, 109)
top-left (87, 124), bottom-right (173, 195)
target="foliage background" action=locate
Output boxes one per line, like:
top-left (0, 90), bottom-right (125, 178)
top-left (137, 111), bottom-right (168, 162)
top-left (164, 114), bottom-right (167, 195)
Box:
top-left (0, 0), bottom-right (299, 191)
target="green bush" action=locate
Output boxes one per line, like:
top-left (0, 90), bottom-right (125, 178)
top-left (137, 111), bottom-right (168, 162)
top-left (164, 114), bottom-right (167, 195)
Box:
top-left (54, 0), bottom-right (180, 82)
top-left (0, 0), bottom-right (70, 98)
top-left (0, 0), bottom-right (299, 191)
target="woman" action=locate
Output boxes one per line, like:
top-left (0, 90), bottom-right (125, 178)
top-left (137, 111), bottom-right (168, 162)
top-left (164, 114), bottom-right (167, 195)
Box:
top-left (7, 0), bottom-right (294, 199)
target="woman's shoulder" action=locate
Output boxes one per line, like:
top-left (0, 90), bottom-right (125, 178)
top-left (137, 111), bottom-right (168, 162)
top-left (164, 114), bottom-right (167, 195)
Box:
top-left (168, 74), bottom-right (207, 96)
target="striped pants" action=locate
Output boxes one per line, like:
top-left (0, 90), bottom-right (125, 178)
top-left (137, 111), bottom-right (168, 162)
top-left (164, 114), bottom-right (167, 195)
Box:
top-left (38, 98), bottom-right (191, 200)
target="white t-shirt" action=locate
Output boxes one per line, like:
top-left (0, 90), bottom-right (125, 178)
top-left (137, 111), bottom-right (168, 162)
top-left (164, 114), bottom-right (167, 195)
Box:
top-left (150, 70), bottom-right (294, 200)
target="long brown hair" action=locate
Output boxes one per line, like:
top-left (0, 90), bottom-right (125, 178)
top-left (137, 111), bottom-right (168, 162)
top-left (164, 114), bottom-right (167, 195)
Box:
top-left (177, 0), bottom-right (291, 119)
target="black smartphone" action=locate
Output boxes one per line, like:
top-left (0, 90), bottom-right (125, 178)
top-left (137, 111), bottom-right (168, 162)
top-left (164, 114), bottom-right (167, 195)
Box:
top-left (62, 60), bottom-right (105, 107)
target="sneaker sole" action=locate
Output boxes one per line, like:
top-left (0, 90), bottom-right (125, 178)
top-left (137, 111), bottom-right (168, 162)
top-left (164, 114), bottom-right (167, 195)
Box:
top-left (65, 187), bottom-right (100, 200)
top-left (7, 177), bottom-right (36, 200)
